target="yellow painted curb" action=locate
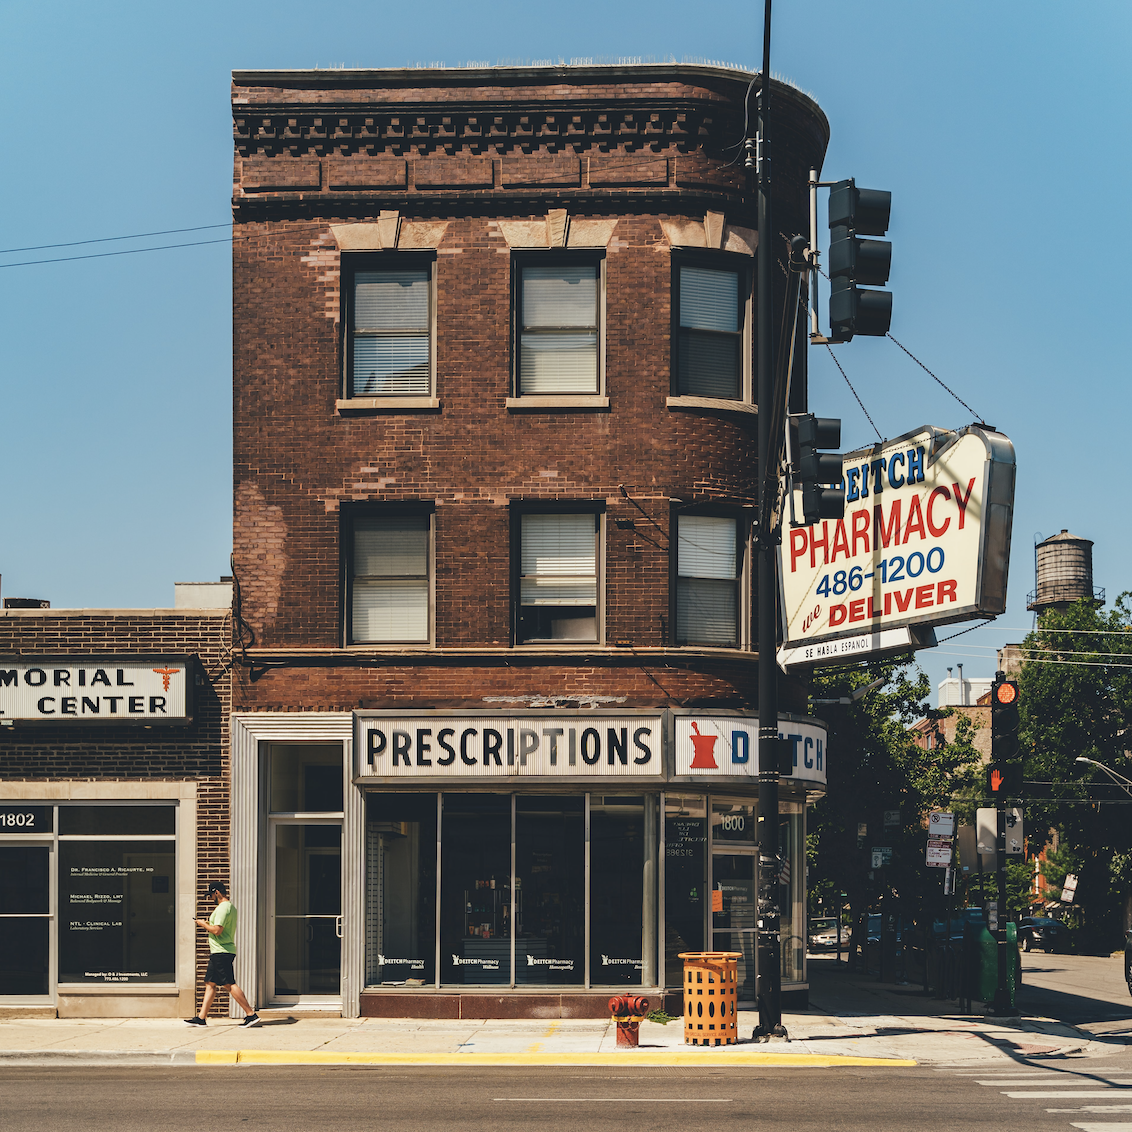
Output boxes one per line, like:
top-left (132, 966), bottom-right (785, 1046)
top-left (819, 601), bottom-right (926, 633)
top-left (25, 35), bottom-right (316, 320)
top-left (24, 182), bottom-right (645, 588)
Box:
top-left (195, 1049), bottom-right (916, 1068)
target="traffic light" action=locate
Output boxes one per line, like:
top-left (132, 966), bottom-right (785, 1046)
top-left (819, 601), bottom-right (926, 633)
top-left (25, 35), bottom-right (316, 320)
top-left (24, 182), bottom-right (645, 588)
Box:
top-left (828, 178), bottom-right (892, 340)
top-left (793, 414), bottom-right (845, 525)
top-left (991, 675), bottom-right (1021, 762)
top-left (987, 762), bottom-right (1023, 798)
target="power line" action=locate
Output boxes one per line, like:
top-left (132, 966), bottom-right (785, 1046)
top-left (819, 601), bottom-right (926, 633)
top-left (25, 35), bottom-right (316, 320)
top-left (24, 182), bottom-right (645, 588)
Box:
top-left (824, 345), bottom-right (883, 442)
top-left (0, 224), bottom-right (331, 269)
top-left (0, 222), bottom-right (233, 255)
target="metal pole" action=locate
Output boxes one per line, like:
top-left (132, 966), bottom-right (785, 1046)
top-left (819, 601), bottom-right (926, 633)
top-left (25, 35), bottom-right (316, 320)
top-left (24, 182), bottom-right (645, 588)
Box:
top-left (753, 0), bottom-right (787, 1042)
top-left (993, 804), bottom-right (1011, 1013)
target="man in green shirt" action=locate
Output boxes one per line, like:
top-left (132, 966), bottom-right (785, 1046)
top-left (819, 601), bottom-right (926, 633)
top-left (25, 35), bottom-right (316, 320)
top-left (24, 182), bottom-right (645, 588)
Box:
top-left (184, 881), bottom-right (260, 1027)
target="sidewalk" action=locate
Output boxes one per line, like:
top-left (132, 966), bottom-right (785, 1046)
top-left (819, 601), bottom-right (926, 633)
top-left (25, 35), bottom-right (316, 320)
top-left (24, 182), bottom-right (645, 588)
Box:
top-left (0, 962), bottom-right (1114, 1068)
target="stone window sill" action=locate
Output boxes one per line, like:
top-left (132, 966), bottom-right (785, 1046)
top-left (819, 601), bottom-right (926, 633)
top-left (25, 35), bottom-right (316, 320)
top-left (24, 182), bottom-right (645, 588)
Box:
top-left (505, 395), bottom-right (610, 411)
top-left (666, 395), bottom-right (757, 415)
top-left (337, 397), bottom-right (440, 412)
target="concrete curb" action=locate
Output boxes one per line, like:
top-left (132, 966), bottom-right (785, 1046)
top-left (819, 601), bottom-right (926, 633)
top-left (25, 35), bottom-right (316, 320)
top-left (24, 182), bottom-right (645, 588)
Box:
top-left (0, 1048), bottom-right (916, 1068)
top-left (0, 1050), bottom-right (198, 1066)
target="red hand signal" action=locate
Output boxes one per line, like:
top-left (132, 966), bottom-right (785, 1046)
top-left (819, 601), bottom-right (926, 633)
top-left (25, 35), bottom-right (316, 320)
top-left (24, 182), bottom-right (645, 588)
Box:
top-left (990, 768), bottom-right (1003, 792)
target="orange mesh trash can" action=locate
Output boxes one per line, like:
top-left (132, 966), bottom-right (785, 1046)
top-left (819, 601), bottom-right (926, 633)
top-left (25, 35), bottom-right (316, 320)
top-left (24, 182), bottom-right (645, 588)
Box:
top-left (679, 951), bottom-right (740, 1046)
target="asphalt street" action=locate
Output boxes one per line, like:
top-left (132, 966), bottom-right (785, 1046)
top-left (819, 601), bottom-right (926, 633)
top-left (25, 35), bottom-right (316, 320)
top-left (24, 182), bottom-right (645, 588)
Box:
top-left (5, 1060), bottom-right (1132, 1132)
top-left (1017, 951), bottom-right (1132, 1032)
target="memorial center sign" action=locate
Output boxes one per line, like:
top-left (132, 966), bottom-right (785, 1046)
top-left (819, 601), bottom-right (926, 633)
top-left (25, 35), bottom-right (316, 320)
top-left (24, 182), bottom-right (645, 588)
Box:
top-left (779, 424), bottom-right (1015, 657)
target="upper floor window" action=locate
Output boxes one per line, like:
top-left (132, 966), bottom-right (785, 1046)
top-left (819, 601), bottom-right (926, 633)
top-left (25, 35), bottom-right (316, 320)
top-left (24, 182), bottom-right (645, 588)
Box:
top-left (676, 514), bottom-right (741, 646)
top-left (347, 511), bottom-right (431, 645)
top-left (515, 258), bottom-right (601, 395)
top-left (517, 511), bottom-right (600, 643)
top-left (673, 262), bottom-right (746, 400)
top-left (344, 255), bottom-right (434, 398)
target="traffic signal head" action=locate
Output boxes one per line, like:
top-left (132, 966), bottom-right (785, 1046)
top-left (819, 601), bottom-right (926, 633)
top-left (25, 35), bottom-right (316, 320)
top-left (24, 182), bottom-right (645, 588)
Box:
top-left (793, 414), bottom-right (845, 525)
top-left (828, 179), bottom-right (893, 341)
top-left (987, 762), bottom-right (1023, 798)
top-left (991, 676), bottom-right (1021, 763)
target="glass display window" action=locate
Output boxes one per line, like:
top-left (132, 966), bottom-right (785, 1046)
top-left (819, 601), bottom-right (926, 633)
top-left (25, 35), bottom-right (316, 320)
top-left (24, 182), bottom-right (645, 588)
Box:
top-left (515, 796), bottom-right (584, 985)
top-left (365, 793), bottom-right (437, 987)
top-left (440, 794), bottom-right (512, 985)
top-left (589, 796), bottom-right (654, 986)
top-left (663, 793), bottom-right (705, 987)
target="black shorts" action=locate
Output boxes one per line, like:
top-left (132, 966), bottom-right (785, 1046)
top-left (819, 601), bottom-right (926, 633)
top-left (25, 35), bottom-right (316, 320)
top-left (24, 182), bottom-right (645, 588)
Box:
top-left (204, 952), bottom-right (237, 987)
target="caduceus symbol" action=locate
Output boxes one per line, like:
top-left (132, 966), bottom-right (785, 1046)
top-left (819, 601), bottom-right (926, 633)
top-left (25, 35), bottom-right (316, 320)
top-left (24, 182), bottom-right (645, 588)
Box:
top-left (152, 667), bottom-right (180, 691)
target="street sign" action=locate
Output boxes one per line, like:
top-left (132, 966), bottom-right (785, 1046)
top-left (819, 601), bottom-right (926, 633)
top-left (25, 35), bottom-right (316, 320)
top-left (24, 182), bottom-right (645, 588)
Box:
top-left (1004, 807), bottom-right (1023, 856)
top-left (976, 808), bottom-right (997, 856)
top-left (871, 851), bottom-right (884, 869)
top-left (926, 838), bottom-right (952, 867)
top-left (884, 809), bottom-right (900, 828)
top-left (871, 846), bottom-right (892, 864)
top-left (928, 810), bottom-right (955, 837)
top-left (1062, 873), bottom-right (1078, 903)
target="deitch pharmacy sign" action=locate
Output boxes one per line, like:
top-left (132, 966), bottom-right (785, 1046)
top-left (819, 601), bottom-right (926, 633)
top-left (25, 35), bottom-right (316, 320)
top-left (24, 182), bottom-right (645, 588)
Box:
top-left (779, 424), bottom-right (1015, 663)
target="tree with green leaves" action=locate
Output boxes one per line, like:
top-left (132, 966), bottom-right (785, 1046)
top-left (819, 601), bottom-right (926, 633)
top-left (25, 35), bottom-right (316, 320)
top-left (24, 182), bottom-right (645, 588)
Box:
top-left (806, 658), bottom-right (982, 959)
top-left (1019, 593), bottom-right (1132, 950)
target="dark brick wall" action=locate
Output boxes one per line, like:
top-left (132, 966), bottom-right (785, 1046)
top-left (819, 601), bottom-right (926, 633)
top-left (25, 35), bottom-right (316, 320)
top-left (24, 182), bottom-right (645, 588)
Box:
top-left (231, 66), bottom-right (825, 716)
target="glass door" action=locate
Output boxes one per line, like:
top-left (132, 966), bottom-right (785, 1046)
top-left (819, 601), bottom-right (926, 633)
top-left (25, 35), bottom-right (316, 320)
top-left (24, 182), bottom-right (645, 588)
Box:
top-left (710, 797), bottom-right (757, 1001)
top-left (271, 822), bottom-right (342, 1004)
top-left (0, 843), bottom-right (53, 1000)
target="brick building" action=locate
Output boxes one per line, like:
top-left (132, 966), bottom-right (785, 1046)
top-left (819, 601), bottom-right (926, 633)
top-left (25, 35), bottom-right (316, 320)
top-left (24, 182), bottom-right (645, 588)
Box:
top-left (228, 64), bottom-right (830, 1020)
top-left (0, 591), bottom-right (231, 1017)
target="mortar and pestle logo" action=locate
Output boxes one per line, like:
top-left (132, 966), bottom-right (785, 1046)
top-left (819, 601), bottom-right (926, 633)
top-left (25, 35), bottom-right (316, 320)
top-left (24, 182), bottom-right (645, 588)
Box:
top-left (688, 722), bottom-right (719, 770)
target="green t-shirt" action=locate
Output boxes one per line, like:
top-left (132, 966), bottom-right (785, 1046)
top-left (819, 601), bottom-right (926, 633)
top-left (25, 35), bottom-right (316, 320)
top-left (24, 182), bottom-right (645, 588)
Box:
top-left (208, 899), bottom-right (238, 954)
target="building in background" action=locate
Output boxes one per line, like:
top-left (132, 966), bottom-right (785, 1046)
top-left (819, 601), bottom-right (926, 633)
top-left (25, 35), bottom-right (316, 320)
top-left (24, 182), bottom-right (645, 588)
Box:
top-left (0, 583), bottom-right (231, 1017)
top-left (909, 664), bottom-right (992, 761)
top-left (228, 63), bottom-right (830, 1019)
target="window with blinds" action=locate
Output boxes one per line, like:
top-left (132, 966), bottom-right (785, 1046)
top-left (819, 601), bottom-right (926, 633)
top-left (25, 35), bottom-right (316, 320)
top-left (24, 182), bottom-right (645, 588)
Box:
top-left (349, 265), bottom-right (432, 397)
top-left (517, 262), bottom-right (600, 394)
top-left (675, 264), bottom-right (743, 399)
top-left (676, 514), bottom-right (739, 646)
top-left (350, 514), bottom-right (430, 644)
top-left (518, 512), bottom-right (599, 642)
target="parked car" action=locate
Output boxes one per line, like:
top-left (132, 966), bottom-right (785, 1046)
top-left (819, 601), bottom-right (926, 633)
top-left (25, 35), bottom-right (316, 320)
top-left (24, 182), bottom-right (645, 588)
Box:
top-left (1125, 930), bottom-right (1131, 997)
top-left (1017, 916), bottom-right (1068, 953)
top-left (808, 917), bottom-right (842, 951)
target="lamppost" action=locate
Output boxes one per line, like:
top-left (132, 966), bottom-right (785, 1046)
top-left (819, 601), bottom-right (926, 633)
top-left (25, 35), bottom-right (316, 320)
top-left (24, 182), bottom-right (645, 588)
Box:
top-left (1074, 756), bottom-right (1132, 797)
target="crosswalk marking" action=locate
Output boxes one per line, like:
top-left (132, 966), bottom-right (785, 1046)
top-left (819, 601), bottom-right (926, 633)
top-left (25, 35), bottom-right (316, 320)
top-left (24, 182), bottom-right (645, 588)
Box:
top-left (938, 1065), bottom-right (1132, 1132)
top-left (1004, 1092), bottom-right (1132, 1100)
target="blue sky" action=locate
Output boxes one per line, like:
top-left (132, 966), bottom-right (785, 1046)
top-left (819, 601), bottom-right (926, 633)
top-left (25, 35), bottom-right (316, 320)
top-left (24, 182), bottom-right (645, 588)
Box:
top-left (2, 0), bottom-right (1128, 697)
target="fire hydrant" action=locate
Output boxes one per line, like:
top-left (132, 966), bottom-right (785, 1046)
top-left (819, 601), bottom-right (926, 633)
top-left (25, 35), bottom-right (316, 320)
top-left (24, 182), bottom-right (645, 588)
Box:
top-left (609, 995), bottom-right (650, 1047)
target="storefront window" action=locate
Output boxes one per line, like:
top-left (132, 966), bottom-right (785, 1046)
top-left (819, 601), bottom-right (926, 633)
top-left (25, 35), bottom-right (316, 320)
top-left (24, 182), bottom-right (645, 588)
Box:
top-left (590, 796), bottom-right (655, 985)
top-left (270, 744), bottom-right (344, 813)
top-left (663, 794), bottom-right (705, 987)
top-left (440, 794), bottom-right (511, 985)
top-left (515, 796), bottom-right (584, 985)
top-left (779, 803), bottom-right (805, 983)
top-left (0, 845), bottom-right (51, 995)
top-left (58, 805), bottom-right (176, 985)
top-left (365, 793), bottom-right (436, 986)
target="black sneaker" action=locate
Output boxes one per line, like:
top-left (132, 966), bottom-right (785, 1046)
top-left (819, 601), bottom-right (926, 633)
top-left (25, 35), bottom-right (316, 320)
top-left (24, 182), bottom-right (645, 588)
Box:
top-left (183, 1017), bottom-right (207, 1027)
top-left (240, 1013), bottom-right (261, 1028)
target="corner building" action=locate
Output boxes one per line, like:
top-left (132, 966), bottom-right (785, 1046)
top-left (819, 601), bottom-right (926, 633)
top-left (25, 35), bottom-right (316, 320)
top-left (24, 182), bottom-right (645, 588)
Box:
top-left (230, 64), bottom-right (830, 1020)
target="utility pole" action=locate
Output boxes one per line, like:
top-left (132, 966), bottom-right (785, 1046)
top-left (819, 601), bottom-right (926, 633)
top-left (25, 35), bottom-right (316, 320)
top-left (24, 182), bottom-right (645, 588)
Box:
top-left (751, 0), bottom-right (789, 1042)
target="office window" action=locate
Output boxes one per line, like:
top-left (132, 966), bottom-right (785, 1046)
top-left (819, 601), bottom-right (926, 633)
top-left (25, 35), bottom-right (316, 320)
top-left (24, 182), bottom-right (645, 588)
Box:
top-left (676, 514), bottom-right (740, 646)
top-left (675, 263), bottom-right (744, 399)
top-left (349, 513), bottom-right (430, 644)
top-left (518, 512), bottom-right (599, 643)
top-left (516, 261), bottom-right (600, 394)
top-left (346, 259), bottom-right (432, 397)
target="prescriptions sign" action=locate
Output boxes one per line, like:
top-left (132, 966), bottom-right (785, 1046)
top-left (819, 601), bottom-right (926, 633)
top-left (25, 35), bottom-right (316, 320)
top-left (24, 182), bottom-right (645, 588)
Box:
top-left (779, 425), bottom-right (1015, 651)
